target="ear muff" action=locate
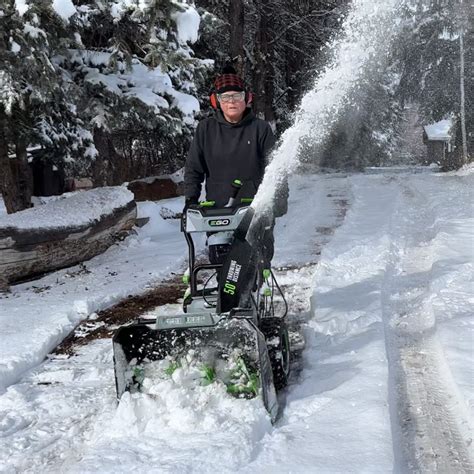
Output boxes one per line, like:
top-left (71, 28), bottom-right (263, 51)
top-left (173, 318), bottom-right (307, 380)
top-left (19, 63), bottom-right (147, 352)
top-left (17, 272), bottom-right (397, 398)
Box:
top-left (245, 91), bottom-right (254, 106)
top-left (210, 91), bottom-right (219, 109)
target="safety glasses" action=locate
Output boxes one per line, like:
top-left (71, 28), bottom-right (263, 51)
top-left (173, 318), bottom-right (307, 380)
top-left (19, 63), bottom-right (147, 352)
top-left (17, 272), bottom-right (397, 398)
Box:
top-left (218, 92), bottom-right (245, 103)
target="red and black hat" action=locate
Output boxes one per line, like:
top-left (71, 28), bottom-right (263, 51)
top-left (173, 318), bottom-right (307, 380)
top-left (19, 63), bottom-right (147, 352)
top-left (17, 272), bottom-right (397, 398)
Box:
top-left (213, 66), bottom-right (245, 93)
top-left (210, 65), bottom-right (253, 109)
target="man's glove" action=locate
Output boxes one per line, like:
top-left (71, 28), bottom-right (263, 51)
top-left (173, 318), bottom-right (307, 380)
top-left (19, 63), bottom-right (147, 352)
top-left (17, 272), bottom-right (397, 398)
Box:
top-left (181, 198), bottom-right (198, 231)
top-left (183, 197), bottom-right (198, 214)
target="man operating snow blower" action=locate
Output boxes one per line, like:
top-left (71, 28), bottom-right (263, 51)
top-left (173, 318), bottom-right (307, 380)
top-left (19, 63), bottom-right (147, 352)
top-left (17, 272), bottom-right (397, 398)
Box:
top-left (112, 67), bottom-right (291, 423)
top-left (184, 66), bottom-right (279, 266)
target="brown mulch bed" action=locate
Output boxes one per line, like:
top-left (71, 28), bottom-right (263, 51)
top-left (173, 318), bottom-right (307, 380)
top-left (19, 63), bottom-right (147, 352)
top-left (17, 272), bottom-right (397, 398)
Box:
top-left (55, 275), bottom-right (186, 356)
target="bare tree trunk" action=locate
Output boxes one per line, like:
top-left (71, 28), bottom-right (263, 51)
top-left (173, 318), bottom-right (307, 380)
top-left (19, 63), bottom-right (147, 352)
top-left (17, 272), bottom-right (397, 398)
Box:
top-left (252, 0), bottom-right (276, 124)
top-left (92, 128), bottom-right (111, 186)
top-left (93, 127), bottom-right (128, 186)
top-left (14, 136), bottom-right (33, 209)
top-left (229, 0), bottom-right (245, 75)
top-left (459, 28), bottom-right (468, 163)
top-left (0, 109), bottom-right (23, 214)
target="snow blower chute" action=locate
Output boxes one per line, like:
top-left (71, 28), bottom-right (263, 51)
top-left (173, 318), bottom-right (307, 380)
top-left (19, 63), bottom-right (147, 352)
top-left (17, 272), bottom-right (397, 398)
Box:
top-left (112, 181), bottom-right (290, 421)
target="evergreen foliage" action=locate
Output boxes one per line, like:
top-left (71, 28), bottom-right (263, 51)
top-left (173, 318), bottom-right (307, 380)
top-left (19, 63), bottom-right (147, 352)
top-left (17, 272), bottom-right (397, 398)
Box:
top-left (194, 0), bottom-right (346, 130)
top-left (0, 0), bottom-right (93, 165)
top-left (1, 0), bottom-right (470, 213)
top-left (396, 0), bottom-right (472, 161)
top-left (1, 0), bottom-right (208, 210)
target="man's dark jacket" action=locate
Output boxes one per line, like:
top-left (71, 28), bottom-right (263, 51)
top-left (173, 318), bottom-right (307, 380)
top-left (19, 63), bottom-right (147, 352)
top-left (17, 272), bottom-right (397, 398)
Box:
top-left (185, 109), bottom-right (276, 207)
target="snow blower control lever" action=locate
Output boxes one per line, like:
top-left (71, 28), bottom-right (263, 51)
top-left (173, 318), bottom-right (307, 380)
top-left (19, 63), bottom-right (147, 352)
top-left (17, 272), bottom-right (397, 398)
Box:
top-left (224, 179), bottom-right (243, 208)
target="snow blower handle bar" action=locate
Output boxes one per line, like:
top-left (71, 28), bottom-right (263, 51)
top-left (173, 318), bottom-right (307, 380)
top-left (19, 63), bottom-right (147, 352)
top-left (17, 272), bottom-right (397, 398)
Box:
top-left (181, 179), bottom-right (244, 232)
top-left (224, 179), bottom-right (243, 208)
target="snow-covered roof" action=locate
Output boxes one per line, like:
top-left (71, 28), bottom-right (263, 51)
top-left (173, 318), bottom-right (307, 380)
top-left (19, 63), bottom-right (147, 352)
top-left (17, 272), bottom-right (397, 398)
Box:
top-left (424, 119), bottom-right (453, 141)
top-left (0, 186), bottom-right (134, 231)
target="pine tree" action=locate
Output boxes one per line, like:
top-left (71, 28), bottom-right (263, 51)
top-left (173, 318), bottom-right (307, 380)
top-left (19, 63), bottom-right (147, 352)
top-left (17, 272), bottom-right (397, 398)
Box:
top-left (64, 0), bottom-right (209, 183)
top-left (0, 0), bottom-right (93, 212)
top-left (1, 0), bottom-right (209, 212)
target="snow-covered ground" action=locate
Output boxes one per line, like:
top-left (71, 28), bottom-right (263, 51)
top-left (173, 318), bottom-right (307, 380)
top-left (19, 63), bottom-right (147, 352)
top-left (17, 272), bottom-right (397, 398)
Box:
top-left (1, 167), bottom-right (473, 473)
top-left (0, 198), bottom-right (186, 393)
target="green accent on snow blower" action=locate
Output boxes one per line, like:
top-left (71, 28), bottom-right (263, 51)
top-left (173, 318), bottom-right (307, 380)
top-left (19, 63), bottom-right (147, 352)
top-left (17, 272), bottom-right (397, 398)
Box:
top-left (199, 200), bottom-right (215, 207)
top-left (240, 198), bottom-right (253, 203)
top-left (133, 367), bottom-right (145, 385)
top-left (263, 287), bottom-right (272, 297)
top-left (225, 357), bottom-right (260, 397)
top-left (165, 361), bottom-right (181, 376)
top-left (200, 365), bottom-right (216, 386)
top-left (233, 179), bottom-right (242, 186)
top-left (182, 274), bottom-right (190, 285)
top-left (262, 269), bottom-right (271, 281)
top-left (183, 287), bottom-right (192, 306)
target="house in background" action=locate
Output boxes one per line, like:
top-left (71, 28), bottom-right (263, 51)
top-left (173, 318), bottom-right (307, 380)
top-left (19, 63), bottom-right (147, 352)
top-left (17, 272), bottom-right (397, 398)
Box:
top-left (30, 156), bottom-right (65, 197)
top-left (423, 118), bottom-right (456, 168)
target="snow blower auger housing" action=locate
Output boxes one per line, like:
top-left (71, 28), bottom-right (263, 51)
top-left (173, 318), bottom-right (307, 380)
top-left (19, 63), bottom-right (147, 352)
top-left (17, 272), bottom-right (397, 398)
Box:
top-left (113, 182), bottom-right (289, 422)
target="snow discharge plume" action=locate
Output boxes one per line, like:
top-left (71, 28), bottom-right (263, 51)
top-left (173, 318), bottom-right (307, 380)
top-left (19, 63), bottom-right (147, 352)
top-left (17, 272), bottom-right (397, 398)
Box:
top-left (251, 0), bottom-right (404, 217)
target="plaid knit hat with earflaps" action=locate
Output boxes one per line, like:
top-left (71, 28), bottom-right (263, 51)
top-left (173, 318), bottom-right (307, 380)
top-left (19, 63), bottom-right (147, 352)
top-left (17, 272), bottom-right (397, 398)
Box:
top-left (214, 65), bottom-right (245, 93)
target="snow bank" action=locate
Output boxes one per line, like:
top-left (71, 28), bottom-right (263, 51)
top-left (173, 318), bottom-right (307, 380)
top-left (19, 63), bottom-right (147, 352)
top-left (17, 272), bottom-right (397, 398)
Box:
top-left (446, 162), bottom-right (474, 176)
top-left (423, 174), bottom-right (474, 413)
top-left (73, 386), bottom-right (270, 472)
top-left (0, 187), bottom-right (133, 231)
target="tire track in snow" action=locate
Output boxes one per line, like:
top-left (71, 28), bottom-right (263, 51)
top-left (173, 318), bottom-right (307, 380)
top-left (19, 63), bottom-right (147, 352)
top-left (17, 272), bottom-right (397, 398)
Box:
top-left (244, 173), bottom-right (399, 473)
top-left (382, 182), bottom-right (473, 473)
top-left (275, 177), bottom-right (352, 385)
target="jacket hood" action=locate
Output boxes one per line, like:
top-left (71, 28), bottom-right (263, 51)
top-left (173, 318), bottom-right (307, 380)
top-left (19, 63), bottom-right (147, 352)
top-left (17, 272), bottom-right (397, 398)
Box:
top-left (213, 108), bottom-right (255, 127)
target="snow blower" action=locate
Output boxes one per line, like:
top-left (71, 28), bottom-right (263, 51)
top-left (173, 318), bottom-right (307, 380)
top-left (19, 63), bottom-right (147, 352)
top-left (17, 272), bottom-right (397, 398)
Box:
top-left (112, 180), bottom-right (290, 422)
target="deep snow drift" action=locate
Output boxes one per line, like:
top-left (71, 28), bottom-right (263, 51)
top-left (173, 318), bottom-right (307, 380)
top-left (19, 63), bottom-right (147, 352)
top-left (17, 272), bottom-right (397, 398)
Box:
top-left (0, 167), bottom-right (472, 473)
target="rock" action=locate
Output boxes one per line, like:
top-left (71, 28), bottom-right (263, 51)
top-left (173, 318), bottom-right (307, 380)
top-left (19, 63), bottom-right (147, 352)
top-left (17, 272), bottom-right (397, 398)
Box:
top-left (127, 175), bottom-right (183, 202)
top-left (72, 178), bottom-right (94, 191)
